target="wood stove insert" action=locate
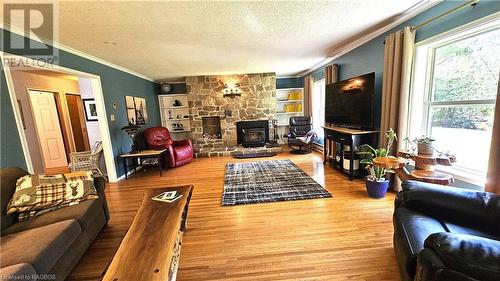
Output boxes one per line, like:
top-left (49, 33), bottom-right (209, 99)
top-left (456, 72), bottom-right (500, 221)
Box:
top-left (236, 120), bottom-right (269, 147)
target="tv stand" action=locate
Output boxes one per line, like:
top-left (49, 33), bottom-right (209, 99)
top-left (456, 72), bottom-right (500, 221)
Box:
top-left (322, 126), bottom-right (379, 181)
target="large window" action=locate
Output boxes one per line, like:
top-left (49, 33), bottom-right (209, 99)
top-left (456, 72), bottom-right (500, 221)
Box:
top-left (411, 16), bottom-right (499, 185)
top-left (312, 78), bottom-right (325, 144)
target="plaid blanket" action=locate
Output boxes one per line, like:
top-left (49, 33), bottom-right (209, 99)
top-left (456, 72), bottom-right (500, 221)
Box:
top-left (7, 171), bottom-right (99, 221)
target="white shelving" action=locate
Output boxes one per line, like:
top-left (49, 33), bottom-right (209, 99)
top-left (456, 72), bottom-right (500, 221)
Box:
top-left (275, 87), bottom-right (304, 142)
top-left (277, 100), bottom-right (302, 103)
top-left (276, 112), bottom-right (302, 115)
top-left (158, 94), bottom-right (191, 138)
top-left (275, 88), bottom-right (304, 126)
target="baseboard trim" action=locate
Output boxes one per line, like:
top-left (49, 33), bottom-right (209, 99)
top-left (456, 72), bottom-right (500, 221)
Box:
top-left (116, 165), bottom-right (144, 182)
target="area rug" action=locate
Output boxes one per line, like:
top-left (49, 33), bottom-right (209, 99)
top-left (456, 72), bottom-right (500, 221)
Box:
top-left (222, 159), bottom-right (332, 206)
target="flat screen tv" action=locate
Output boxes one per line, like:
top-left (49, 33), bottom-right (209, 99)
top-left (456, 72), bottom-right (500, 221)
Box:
top-left (325, 72), bottom-right (375, 129)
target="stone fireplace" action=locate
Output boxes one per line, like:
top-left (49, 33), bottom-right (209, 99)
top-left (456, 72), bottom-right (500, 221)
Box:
top-left (186, 72), bottom-right (277, 157)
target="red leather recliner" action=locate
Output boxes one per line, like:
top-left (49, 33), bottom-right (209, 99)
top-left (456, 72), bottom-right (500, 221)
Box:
top-left (143, 127), bottom-right (193, 168)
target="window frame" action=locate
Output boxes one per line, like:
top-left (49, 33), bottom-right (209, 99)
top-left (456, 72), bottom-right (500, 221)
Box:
top-left (312, 78), bottom-right (326, 145)
top-left (410, 13), bottom-right (500, 185)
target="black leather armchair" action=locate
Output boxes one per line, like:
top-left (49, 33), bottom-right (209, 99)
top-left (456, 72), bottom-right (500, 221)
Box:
top-left (286, 116), bottom-right (317, 154)
top-left (393, 180), bottom-right (500, 281)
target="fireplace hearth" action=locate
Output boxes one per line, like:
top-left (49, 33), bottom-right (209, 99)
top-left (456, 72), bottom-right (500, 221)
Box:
top-left (236, 120), bottom-right (269, 147)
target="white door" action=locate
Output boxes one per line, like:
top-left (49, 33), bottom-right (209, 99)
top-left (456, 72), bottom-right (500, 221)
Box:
top-left (29, 90), bottom-right (68, 169)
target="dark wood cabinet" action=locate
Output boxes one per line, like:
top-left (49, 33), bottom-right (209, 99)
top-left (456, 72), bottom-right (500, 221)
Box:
top-left (323, 126), bottom-right (379, 181)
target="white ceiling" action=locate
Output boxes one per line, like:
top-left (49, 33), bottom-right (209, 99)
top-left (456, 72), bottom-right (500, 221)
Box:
top-left (9, 0), bottom-right (427, 81)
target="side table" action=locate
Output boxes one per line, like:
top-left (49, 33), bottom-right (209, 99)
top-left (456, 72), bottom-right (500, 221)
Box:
top-left (120, 149), bottom-right (167, 179)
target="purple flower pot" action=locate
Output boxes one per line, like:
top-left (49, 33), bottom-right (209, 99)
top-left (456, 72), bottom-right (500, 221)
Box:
top-left (365, 177), bottom-right (390, 199)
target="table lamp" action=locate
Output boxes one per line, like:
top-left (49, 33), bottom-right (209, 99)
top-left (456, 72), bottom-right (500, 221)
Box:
top-left (121, 125), bottom-right (141, 153)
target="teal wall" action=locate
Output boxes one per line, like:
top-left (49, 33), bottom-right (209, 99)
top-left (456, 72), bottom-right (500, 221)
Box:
top-left (1, 29), bottom-right (160, 178)
top-left (306, 0), bottom-right (500, 129)
top-left (1, 67), bottom-right (27, 170)
top-left (277, 77), bottom-right (304, 89)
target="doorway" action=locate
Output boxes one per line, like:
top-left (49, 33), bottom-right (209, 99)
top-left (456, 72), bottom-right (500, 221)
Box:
top-left (10, 70), bottom-right (100, 174)
top-left (2, 52), bottom-right (118, 182)
top-left (28, 90), bottom-right (69, 172)
top-left (66, 93), bottom-right (91, 152)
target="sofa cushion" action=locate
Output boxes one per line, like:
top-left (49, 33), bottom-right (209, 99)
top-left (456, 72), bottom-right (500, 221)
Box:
top-left (0, 263), bottom-right (38, 280)
top-left (442, 221), bottom-right (500, 241)
top-left (2, 196), bottom-right (104, 236)
top-left (1, 167), bottom-right (29, 231)
top-left (424, 233), bottom-right (500, 281)
top-left (398, 180), bottom-right (500, 234)
top-left (0, 219), bottom-right (81, 274)
top-left (393, 207), bottom-right (448, 280)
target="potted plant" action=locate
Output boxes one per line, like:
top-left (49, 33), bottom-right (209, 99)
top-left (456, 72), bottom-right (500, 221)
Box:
top-left (358, 129), bottom-right (397, 199)
top-left (404, 136), bottom-right (435, 155)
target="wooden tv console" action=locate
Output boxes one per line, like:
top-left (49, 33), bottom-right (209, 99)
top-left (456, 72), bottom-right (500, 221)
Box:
top-left (322, 126), bottom-right (379, 181)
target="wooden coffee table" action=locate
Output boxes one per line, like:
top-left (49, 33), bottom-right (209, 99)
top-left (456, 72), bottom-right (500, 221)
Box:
top-left (103, 185), bottom-right (194, 281)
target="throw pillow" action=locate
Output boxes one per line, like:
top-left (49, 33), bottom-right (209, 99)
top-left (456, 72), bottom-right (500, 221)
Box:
top-left (6, 171), bottom-right (98, 220)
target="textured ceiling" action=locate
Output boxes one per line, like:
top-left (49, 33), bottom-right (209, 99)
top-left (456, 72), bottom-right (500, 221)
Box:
top-left (7, 1), bottom-right (426, 80)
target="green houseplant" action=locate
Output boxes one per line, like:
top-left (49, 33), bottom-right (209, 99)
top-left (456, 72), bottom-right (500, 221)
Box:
top-left (358, 129), bottom-right (397, 198)
top-left (404, 136), bottom-right (435, 155)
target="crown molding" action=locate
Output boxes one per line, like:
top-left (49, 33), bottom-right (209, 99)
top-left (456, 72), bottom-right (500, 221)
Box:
top-left (0, 21), bottom-right (156, 82)
top-left (298, 0), bottom-right (442, 77)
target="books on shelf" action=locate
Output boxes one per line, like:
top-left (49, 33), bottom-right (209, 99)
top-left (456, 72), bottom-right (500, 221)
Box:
top-left (288, 91), bottom-right (302, 100)
top-left (284, 103), bottom-right (302, 112)
top-left (152, 191), bottom-right (183, 203)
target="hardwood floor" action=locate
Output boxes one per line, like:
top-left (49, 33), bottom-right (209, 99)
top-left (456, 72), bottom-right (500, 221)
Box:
top-left (46, 166), bottom-right (70, 174)
top-left (67, 151), bottom-right (400, 281)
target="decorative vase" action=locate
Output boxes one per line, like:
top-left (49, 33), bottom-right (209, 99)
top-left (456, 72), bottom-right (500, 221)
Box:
top-left (365, 177), bottom-right (390, 199)
top-left (417, 142), bottom-right (434, 155)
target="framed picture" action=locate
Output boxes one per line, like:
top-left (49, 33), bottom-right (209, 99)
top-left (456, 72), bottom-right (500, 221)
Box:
top-left (125, 96), bottom-right (148, 125)
top-left (125, 96), bottom-right (136, 125)
top-left (83, 99), bottom-right (98, 121)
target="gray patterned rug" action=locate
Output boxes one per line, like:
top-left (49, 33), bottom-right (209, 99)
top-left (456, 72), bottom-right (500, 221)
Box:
top-left (222, 159), bottom-right (332, 206)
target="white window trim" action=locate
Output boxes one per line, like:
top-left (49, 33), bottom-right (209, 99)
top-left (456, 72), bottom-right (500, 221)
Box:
top-left (410, 12), bottom-right (500, 186)
top-left (312, 78), bottom-right (326, 145)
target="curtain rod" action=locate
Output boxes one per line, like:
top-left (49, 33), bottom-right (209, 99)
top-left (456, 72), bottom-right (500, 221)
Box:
top-left (410, 0), bottom-right (479, 31)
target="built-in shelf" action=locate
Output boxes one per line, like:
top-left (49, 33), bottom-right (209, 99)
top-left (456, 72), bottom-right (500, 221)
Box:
top-left (276, 87), bottom-right (304, 141)
top-left (158, 94), bottom-right (191, 138)
top-left (277, 100), bottom-right (302, 103)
